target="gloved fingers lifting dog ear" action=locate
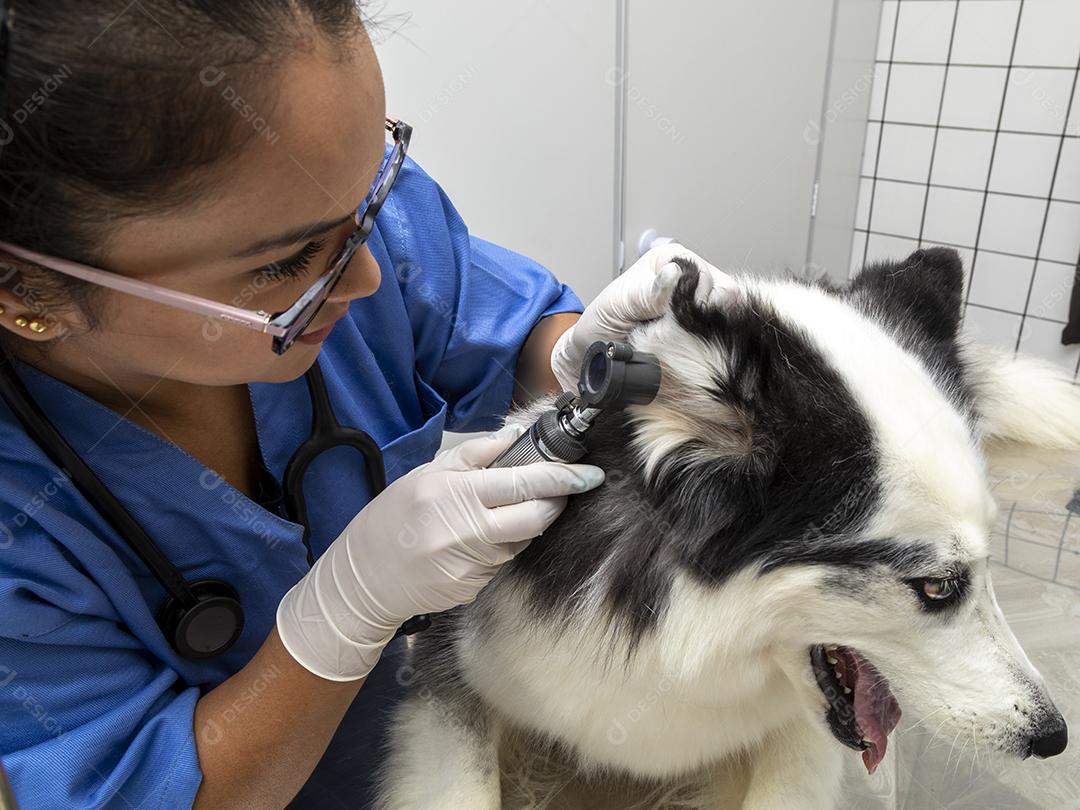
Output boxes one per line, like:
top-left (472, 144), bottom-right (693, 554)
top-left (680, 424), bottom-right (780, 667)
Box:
top-left (550, 243), bottom-right (737, 393)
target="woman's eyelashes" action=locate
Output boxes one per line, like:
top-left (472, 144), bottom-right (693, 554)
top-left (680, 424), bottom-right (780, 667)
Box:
top-left (252, 239), bottom-right (326, 281)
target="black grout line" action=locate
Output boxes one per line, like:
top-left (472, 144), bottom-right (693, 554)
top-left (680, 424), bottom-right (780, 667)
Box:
top-left (993, 528), bottom-right (1080, 559)
top-left (992, 566), bottom-right (1079, 593)
top-left (966, 301), bottom-right (1068, 326)
top-left (962, 0), bottom-right (1026, 321)
top-left (860, 0), bottom-right (1080, 379)
top-left (861, 174), bottom-right (1080, 206)
top-left (867, 119), bottom-right (1079, 139)
top-left (1074, 246), bottom-right (1080, 380)
top-left (861, 1), bottom-right (903, 270)
top-left (1009, 506), bottom-right (1080, 517)
top-left (916, 1), bottom-right (960, 246)
top-left (1004, 502), bottom-right (1015, 566)
top-left (882, 59), bottom-right (1078, 71)
top-left (1052, 512), bottom-right (1071, 582)
top-left (854, 227), bottom-right (1079, 270)
top-left (1015, 52), bottom-right (1080, 352)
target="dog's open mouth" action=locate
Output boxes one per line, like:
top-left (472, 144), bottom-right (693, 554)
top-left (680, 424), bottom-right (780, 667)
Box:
top-left (810, 644), bottom-right (902, 775)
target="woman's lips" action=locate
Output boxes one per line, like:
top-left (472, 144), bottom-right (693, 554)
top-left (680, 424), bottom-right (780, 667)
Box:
top-left (296, 313), bottom-right (345, 345)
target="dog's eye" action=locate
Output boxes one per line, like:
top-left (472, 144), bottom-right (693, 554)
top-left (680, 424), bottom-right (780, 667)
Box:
top-left (907, 576), bottom-right (964, 610)
top-left (922, 579), bottom-right (954, 600)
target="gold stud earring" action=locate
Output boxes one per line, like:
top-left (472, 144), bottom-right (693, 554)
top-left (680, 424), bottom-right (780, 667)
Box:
top-left (28, 319), bottom-right (47, 333)
top-left (13, 315), bottom-right (27, 328)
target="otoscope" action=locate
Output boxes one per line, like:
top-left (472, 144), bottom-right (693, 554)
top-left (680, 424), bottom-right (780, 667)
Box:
top-left (490, 340), bottom-right (662, 468)
top-left (397, 341), bottom-right (660, 640)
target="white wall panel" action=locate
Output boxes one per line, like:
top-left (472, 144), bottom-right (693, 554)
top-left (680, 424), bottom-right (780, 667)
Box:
top-left (621, 0), bottom-right (835, 277)
top-left (374, 1), bottom-right (618, 304)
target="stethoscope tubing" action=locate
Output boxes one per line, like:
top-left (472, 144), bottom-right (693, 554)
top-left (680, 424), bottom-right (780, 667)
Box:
top-left (0, 354), bottom-right (429, 656)
top-left (0, 358), bottom-right (200, 609)
top-left (287, 362), bottom-right (429, 639)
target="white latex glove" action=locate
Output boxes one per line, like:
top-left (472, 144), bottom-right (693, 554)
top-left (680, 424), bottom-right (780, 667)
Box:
top-left (276, 425), bottom-right (604, 681)
top-left (550, 243), bottom-right (735, 392)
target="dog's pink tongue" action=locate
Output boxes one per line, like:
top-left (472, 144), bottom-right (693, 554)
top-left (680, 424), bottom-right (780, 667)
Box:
top-left (851, 653), bottom-right (902, 774)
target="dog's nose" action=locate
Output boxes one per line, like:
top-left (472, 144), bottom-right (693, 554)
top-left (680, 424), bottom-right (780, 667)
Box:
top-left (1029, 722), bottom-right (1068, 759)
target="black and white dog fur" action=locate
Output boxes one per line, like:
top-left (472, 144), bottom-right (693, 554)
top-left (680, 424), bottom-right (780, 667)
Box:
top-left (375, 248), bottom-right (1079, 809)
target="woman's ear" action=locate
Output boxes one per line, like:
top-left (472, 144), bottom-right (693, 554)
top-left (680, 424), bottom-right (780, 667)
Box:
top-left (0, 261), bottom-right (80, 343)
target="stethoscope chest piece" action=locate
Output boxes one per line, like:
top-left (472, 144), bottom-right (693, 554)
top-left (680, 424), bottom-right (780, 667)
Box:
top-left (158, 579), bottom-right (245, 660)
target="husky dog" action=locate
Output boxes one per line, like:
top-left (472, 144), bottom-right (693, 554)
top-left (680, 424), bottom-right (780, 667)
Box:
top-left (374, 248), bottom-right (1078, 809)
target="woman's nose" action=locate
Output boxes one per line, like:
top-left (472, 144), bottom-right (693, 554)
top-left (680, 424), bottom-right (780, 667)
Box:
top-left (329, 243), bottom-right (381, 303)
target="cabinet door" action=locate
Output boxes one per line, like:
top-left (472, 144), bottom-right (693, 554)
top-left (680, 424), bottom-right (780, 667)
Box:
top-left (374, 1), bottom-right (618, 302)
top-left (621, 0), bottom-right (835, 276)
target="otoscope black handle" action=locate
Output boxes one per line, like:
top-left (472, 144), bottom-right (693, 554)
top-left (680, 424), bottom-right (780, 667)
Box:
top-left (489, 394), bottom-right (587, 468)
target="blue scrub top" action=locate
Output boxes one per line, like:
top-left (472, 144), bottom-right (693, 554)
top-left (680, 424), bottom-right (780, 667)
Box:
top-left (0, 155), bottom-right (583, 810)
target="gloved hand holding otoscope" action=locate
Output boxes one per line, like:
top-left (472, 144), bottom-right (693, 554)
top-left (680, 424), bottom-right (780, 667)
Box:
top-left (489, 339), bottom-right (661, 468)
top-left (276, 340), bottom-right (662, 682)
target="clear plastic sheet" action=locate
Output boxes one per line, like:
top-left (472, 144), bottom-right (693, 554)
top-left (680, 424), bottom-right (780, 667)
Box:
top-left (840, 446), bottom-right (1080, 810)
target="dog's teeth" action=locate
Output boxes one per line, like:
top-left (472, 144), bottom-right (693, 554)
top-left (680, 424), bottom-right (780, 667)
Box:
top-left (827, 656), bottom-right (838, 665)
top-left (835, 671), bottom-right (842, 680)
top-left (825, 645), bottom-right (838, 652)
top-left (843, 687), bottom-right (852, 694)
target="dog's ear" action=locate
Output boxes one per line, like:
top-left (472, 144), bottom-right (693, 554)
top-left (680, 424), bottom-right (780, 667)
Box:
top-left (627, 262), bottom-right (788, 485)
top-left (627, 263), bottom-right (880, 561)
top-left (847, 247), bottom-right (965, 345)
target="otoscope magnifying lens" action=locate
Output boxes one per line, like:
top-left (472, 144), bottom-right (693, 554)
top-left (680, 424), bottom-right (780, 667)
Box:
top-left (578, 340), bottom-right (662, 408)
top-left (586, 350), bottom-right (609, 396)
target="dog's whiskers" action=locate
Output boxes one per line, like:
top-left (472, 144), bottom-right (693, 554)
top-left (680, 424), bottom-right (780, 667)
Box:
top-left (901, 705), bottom-right (947, 735)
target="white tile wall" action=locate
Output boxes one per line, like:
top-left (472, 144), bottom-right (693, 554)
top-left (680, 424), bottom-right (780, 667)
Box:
top-left (870, 178), bottom-right (929, 235)
top-left (866, 231), bottom-right (920, 265)
top-left (1020, 316), bottom-right (1080, 368)
top-left (951, 1), bottom-right (1020, 65)
top-left (1069, 79), bottom-right (1080, 135)
top-left (886, 64), bottom-right (947, 124)
top-left (930, 128), bottom-right (995, 186)
top-left (1055, 138), bottom-right (1080, 201)
top-left (868, 62), bottom-right (890, 121)
top-left (941, 66), bottom-right (1009, 128)
top-left (878, 124), bottom-right (936, 181)
top-left (1029, 260), bottom-right (1078, 322)
top-left (893, 1), bottom-right (955, 63)
top-left (854, 0), bottom-right (1080, 377)
top-left (1002, 68), bottom-right (1075, 133)
top-left (1013, 0), bottom-right (1080, 68)
top-left (988, 132), bottom-right (1058, 196)
top-left (963, 303), bottom-right (1023, 350)
top-left (966, 251), bottom-right (1034, 310)
top-left (980, 193), bottom-right (1045, 255)
top-left (1043, 201), bottom-right (1080, 262)
top-left (923, 185), bottom-right (984, 245)
top-left (855, 177), bottom-right (874, 230)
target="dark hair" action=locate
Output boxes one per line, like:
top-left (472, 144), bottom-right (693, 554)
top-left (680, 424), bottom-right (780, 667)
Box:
top-left (0, 0), bottom-right (367, 328)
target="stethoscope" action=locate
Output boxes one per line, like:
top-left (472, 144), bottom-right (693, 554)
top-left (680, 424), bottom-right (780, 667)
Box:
top-left (0, 356), bottom-right (429, 661)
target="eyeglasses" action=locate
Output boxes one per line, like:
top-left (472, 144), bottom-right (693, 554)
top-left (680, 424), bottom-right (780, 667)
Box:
top-left (0, 117), bottom-right (412, 354)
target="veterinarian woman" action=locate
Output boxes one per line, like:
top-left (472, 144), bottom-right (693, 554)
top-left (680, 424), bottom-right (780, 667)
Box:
top-left (0, 3), bottom-right (726, 809)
